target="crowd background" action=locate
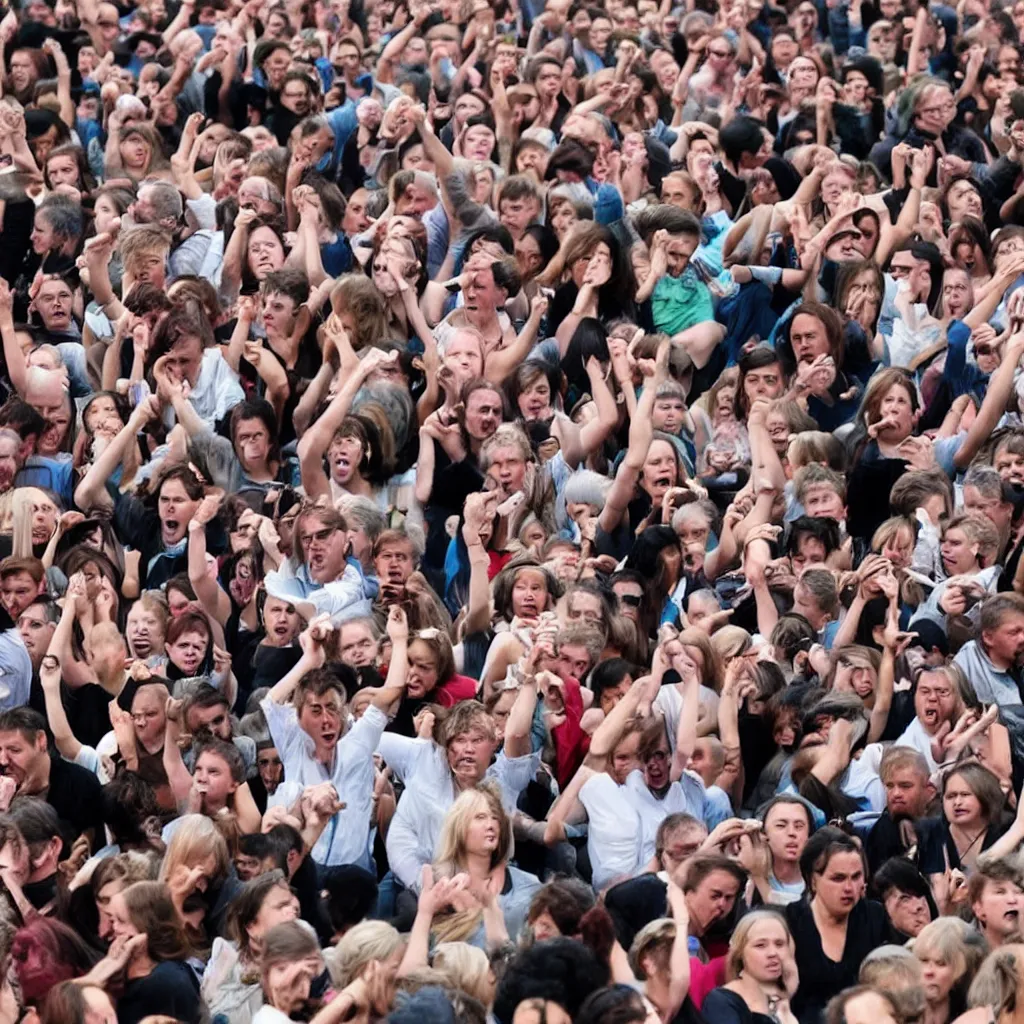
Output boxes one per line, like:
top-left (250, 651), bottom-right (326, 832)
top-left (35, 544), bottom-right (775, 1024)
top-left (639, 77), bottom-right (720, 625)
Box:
top-left (9, 0), bottom-right (1024, 1022)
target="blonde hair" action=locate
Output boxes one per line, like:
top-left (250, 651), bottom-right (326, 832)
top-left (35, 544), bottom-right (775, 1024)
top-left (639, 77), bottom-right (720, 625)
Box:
top-left (11, 487), bottom-right (58, 557)
top-left (431, 942), bottom-right (492, 1004)
top-left (434, 782), bottom-right (512, 877)
top-left (725, 909), bottom-right (793, 983)
top-left (431, 783), bottom-right (511, 944)
top-left (158, 815), bottom-right (230, 887)
top-left (913, 917), bottom-right (982, 986)
top-left (325, 920), bottom-right (403, 988)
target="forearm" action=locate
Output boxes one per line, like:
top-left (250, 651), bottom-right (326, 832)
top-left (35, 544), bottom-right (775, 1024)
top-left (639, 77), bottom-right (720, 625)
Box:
top-left (543, 763), bottom-right (595, 844)
top-left (832, 594), bottom-right (865, 649)
top-left (397, 909), bottom-right (433, 976)
top-left (163, 731), bottom-right (193, 805)
top-left (41, 680), bottom-right (81, 760)
top-left (171, 394), bottom-right (207, 438)
top-left (503, 679), bottom-right (538, 759)
top-left (464, 543), bottom-right (491, 635)
top-left (670, 679), bottom-right (701, 779)
top-left (0, 318), bottom-right (27, 396)
top-left (268, 652), bottom-right (319, 704)
top-left (869, 645), bottom-right (894, 743)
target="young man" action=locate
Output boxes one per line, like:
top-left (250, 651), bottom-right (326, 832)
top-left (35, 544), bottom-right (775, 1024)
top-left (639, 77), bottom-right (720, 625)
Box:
top-left (969, 860), bottom-right (1023, 949)
top-left (865, 747), bottom-right (934, 874)
top-left (262, 610), bottom-right (410, 871)
top-left (380, 686), bottom-right (539, 890)
top-left (0, 706), bottom-right (103, 847)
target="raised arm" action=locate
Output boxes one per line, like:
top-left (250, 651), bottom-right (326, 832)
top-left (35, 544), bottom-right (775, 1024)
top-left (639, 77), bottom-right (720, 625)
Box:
top-left (267, 617), bottom-right (330, 705)
top-left (503, 670), bottom-right (539, 760)
top-left (598, 337), bottom-right (667, 533)
top-left (462, 491), bottom-right (498, 636)
top-left (187, 497), bottom-right (233, 627)
top-left (953, 331), bottom-right (1024, 471)
top-left (296, 349), bottom-right (394, 498)
top-left (162, 698), bottom-right (196, 807)
top-left (484, 295), bottom-right (548, 385)
top-left (75, 398), bottom-right (159, 512)
top-left (39, 653), bottom-right (82, 762)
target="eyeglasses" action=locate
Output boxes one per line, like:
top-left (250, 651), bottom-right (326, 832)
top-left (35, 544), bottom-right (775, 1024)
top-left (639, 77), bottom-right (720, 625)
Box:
top-left (299, 527), bottom-right (335, 546)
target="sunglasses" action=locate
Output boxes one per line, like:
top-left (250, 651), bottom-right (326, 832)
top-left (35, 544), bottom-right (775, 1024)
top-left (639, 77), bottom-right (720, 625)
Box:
top-left (619, 593), bottom-right (642, 607)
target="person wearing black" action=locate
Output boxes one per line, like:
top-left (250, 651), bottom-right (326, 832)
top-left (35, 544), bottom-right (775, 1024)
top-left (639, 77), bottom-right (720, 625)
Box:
top-left (785, 828), bottom-right (894, 1024)
top-left (0, 706), bottom-right (103, 852)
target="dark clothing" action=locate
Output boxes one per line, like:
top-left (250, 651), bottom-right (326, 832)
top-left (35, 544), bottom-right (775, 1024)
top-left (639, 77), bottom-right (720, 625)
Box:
top-left (869, 123), bottom-right (988, 182)
top-left (785, 898), bottom-right (893, 1024)
top-left (702, 988), bottom-right (776, 1024)
top-left (45, 753), bottom-right (104, 851)
top-left (63, 681), bottom-right (115, 749)
top-left (110, 486), bottom-right (228, 590)
top-left (117, 960), bottom-right (202, 1024)
top-left (915, 815), bottom-right (1009, 874)
top-left (864, 810), bottom-right (915, 876)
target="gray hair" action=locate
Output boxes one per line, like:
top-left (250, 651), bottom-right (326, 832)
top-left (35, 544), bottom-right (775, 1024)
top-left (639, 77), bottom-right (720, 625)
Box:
top-left (39, 195), bottom-right (83, 241)
top-left (562, 469), bottom-right (611, 510)
top-left (139, 179), bottom-right (184, 223)
top-left (336, 495), bottom-right (388, 544)
top-left (963, 464), bottom-right (1007, 503)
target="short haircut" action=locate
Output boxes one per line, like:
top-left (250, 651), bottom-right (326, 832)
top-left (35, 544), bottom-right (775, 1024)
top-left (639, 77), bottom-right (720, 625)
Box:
top-left (797, 567), bottom-right (839, 616)
top-left (980, 592), bottom-right (1024, 634)
top-left (138, 179), bottom-right (184, 223)
top-left (38, 195), bottom-right (83, 242)
top-left (968, 856), bottom-right (1023, 906)
top-left (194, 736), bottom-right (245, 784)
top-left (943, 511), bottom-right (1000, 566)
top-left (118, 224), bottom-right (172, 268)
top-left (261, 267), bottom-right (310, 308)
top-left (0, 556), bottom-right (43, 584)
top-left (527, 878), bottom-right (596, 935)
top-left (878, 745), bottom-right (929, 784)
top-left (0, 707), bottom-right (45, 744)
top-left (889, 469), bottom-right (953, 519)
top-left (498, 174), bottom-right (541, 206)
top-left (681, 854), bottom-right (747, 893)
top-left (793, 463), bottom-right (848, 505)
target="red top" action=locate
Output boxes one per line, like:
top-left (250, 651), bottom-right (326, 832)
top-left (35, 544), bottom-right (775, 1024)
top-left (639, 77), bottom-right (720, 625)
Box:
top-left (435, 674), bottom-right (479, 707)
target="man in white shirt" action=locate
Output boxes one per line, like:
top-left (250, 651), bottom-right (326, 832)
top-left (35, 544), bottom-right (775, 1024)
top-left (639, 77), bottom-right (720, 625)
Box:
top-left (380, 689), bottom-right (539, 891)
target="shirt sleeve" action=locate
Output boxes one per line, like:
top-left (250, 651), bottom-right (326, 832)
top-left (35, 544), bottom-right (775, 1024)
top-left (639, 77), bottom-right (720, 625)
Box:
top-left (376, 733), bottom-right (430, 783)
top-left (933, 433), bottom-right (966, 477)
top-left (260, 696), bottom-right (313, 774)
top-left (341, 705), bottom-right (388, 758)
top-left (384, 797), bottom-right (429, 890)
top-left (490, 750), bottom-right (540, 809)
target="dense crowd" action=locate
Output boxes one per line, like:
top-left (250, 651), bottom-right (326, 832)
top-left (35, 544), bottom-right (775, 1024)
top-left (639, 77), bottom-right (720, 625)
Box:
top-left (7, 0), bottom-right (1024, 1022)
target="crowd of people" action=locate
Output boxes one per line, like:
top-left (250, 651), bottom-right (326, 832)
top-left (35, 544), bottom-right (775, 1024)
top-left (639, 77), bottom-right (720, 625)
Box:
top-left (7, 0), bottom-right (1024, 1021)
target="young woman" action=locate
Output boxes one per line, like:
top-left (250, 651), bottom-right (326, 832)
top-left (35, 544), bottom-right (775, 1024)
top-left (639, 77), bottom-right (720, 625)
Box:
top-left (784, 828), bottom-right (891, 1024)
top-left (203, 870), bottom-right (302, 1024)
top-left (702, 910), bottom-right (799, 1024)
top-left (424, 782), bottom-right (542, 949)
top-left (88, 880), bottom-right (201, 1024)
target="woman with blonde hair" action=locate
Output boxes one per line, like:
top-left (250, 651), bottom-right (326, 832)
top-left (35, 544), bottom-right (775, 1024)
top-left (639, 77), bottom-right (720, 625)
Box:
top-left (9, 486), bottom-right (61, 562)
top-left (431, 942), bottom-right (496, 1007)
top-left (326, 919), bottom-right (404, 989)
top-left (703, 909), bottom-right (799, 1024)
top-left (913, 916), bottom-right (987, 1024)
top-left (428, 782), bottom-right (541, 948)
top-left (961, 944), bottom-right (1024, 1024)
top-left (158, 814), bottom-right (232, 941)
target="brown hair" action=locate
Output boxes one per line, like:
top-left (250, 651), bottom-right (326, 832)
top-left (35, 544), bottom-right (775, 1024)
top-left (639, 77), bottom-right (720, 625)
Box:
top-left (120, 881), bottom-right (192, 961)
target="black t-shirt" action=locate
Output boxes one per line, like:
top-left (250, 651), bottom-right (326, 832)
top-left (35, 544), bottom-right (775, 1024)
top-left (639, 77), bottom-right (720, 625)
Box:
top-left (702, 988), bottom-right (776, 1024)
top-left (116, 960), bottom-right (202, 1024)
top-left (45, 753), bottom-right (104, 851)
top-left (784, 898), bottom-right (893, 1024)
top-left (915, 815), bottom-right (1008, 874)
top-left (63, 681), bottom-right (114, 750)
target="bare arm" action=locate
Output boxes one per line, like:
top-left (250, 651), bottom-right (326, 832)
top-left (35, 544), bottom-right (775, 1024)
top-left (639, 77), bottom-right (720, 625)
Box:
top-left (187, 504), bottom-right (233, 628)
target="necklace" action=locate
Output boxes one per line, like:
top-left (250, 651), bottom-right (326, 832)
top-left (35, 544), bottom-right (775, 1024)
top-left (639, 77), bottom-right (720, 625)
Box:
top-left (951, 822), bottom-right (987, 859)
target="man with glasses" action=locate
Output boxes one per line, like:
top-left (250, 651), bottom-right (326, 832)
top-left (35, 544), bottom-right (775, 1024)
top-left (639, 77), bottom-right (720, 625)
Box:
top-left (266, 502), bottom-right (375, 626)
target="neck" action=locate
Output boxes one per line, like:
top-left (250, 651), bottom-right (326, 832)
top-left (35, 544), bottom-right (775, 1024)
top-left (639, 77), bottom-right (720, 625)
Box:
top-left (126, 951), bottom-right (155, 980)
top-left (465, 851), bottom-right (493, 881)
top-left (983, 922), bottom-right (1007, 949)
top-left (924, 999), bottom-right (950, 1024)
top-left (811, 895), bottom-right (848, 928)
top-left (645, 975), bottom-right (670, 1013)
top-left (773, 858), bottom-right (802, 884)
top-left (338, 474), bottom-right (372, 497)
top-left (986, 643), bottom-right (1014, 672)
top-left (97, 668), bottom-right (126, 697)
